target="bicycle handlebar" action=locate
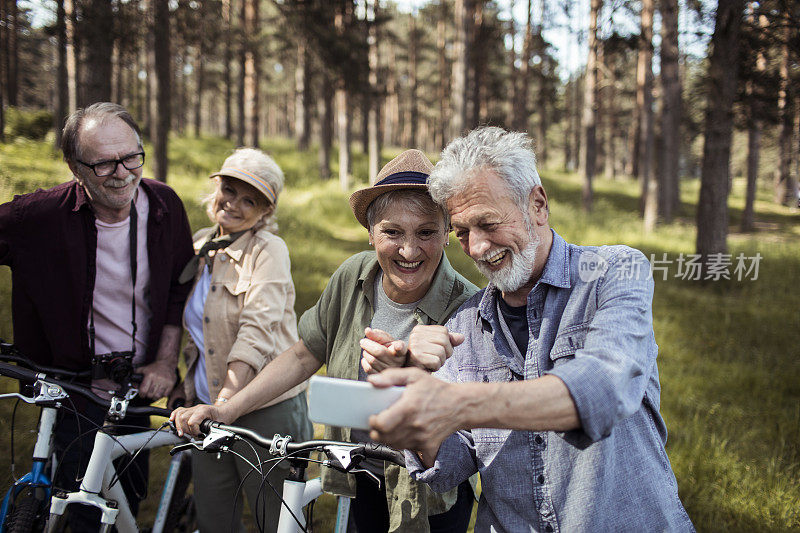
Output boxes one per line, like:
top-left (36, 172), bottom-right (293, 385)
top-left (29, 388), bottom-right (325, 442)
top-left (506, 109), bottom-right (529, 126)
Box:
top-left (199, 419), bottom-right (406, 467)
top-left (0, 360), bottom-right (171, 418)
top-left (0, 341), bottom-right (92, 380)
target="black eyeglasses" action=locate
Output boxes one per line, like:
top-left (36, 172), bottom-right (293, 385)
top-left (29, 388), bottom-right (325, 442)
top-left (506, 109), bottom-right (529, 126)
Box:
top-left (77, 152), bottom-right (145, 177)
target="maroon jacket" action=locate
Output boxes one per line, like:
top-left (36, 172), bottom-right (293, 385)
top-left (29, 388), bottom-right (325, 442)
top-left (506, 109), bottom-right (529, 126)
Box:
top-left (0, 178), bottom-right (194, 370)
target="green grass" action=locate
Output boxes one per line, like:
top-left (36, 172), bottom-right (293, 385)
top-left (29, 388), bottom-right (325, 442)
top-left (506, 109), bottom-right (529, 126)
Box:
top-left (1, 134), bottom-right (798, 531)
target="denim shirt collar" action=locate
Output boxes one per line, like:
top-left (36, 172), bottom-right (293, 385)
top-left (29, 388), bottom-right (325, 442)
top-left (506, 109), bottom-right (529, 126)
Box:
top-left (478, 229), bottom-right (570, 324)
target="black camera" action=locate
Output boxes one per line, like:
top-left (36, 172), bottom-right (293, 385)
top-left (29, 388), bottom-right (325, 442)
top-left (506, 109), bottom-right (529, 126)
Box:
top-left (92, 351), bottom-right (135, 384)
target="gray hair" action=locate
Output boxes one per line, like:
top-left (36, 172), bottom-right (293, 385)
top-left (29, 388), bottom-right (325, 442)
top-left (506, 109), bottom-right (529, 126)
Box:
top-left (61, 102), bottom-right (142, 162)
top-left (366, 189), bottom-right (449, 233)
top-left (205, 148), bottom-right (285, 233)
top-left (428, 127), bottom-right (541, 213)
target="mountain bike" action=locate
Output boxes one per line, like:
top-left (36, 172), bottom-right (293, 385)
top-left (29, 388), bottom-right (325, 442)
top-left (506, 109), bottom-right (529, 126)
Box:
top-left (177, 419), bottom-right (406, 533)
top-left (0, 343), bottom-right (194, 533)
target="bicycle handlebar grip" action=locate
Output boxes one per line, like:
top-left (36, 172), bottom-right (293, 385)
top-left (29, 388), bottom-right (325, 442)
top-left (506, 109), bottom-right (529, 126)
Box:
top-left (361, 442), bottom-right (406, 467)
top-left (199, 419), bottom-right (217, 434)
top-left (0, 361), bottom-right (39, 383)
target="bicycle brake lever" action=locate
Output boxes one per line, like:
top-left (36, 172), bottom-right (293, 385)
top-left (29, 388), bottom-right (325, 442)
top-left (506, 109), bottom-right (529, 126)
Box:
top-left (347, 468), bottom-right (382, 490)
top-left (169, 442), bottom-right (197, 456)
top-left (202, 427), bottom-right (236, 452)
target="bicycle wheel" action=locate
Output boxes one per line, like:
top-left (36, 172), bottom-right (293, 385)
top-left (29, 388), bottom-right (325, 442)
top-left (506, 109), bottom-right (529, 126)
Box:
top-left (5, 489), bottom-right (47, 533)
top-left (160, 453), bottom-right (196, 533)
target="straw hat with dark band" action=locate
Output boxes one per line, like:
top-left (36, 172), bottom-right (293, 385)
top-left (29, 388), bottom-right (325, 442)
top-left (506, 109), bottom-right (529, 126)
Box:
top-left (349, 149), bottom-right (435, 229)
top-left (210, 167), bottom-right (277, 205)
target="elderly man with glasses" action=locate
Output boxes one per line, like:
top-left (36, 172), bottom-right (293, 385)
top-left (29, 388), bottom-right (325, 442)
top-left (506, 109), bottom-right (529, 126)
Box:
top-left (0, 102), bottom-right (194, 529)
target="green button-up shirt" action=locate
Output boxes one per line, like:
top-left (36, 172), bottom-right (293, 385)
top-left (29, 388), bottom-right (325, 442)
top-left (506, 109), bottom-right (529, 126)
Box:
top-left (298, 250), bottom-right (477, 532)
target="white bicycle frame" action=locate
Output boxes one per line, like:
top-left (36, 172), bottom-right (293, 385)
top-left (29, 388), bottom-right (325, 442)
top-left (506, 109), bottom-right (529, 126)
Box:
top-left (47, 428), bottom-right (185, 533)
top-left (278, 477), bottom-right (351, 533)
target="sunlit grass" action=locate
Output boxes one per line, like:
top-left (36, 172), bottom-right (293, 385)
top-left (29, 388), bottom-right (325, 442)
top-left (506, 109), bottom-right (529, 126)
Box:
top-left (1, 135), bottom-right (798, 531)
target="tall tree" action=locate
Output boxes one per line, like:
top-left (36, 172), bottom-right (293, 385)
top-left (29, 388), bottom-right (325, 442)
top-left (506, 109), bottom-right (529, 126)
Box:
top-left (335, 0), bottom-right (352, 190)
top-left (54, 0), bottom-right (69, 148)
top-left (513, 0), bottom-right (533, 132)
top-left (366, 0), bottom-right (380, 182)
top-left (775, 10), bottom-right (797, 205)
top-left (81, 0), bottom-right (114, 104)
top-left (741, 10), bottom-right (768, 232)
top-left (436, 0), bottom-right (448, 149)
top-left (628, 1), bottom-right (654, 180)
top-left (318, 71), bottom-right (333, 180)
top-left (150, 0), bottom-right (171, 181)
top-left (580, 0), bottom-right (602, 211)
top-left (244, 0), bottom-right (260, 147)
top-left (696, 0), bottom-right (745, 262)
top-left (638, 0), bottom-right (656, 228)
top-left (295, 40), bottom-right (311, 150)
top-left (2, 0), bottom-right (19, 106)
top-left (450, 0), bottom-right (470, 139)
top-left (222, 0), bottom-right (233, 139)
top-left (193, 0), bottom-right (207, 138)
top-left (657, 0), bottom-right (681, 222)
top-left (407, 13), bottom-right (419, 147)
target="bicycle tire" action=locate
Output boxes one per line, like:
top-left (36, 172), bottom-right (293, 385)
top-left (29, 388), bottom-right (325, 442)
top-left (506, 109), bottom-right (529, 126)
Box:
top-left (5, 490), bottom-right (47, 533)
top-left (160, 454), bottom-right (196, 533)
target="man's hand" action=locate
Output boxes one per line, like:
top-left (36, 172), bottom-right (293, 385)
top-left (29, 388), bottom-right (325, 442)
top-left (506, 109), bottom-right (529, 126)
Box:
top-left (170, 402), bottom-right (235, 437)
top-left (367, 367), bottom-right (463, 467)
top-left (406, 325), bottom-right (465, 371)
top-left (360, 327), bottom-right (408, 374)
top-left (136, 359), bottom-right (176, 400)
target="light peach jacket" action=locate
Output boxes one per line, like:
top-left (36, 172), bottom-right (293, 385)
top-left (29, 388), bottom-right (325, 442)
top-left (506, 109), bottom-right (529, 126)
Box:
top-left (182, 226), bottom-right (306, 408)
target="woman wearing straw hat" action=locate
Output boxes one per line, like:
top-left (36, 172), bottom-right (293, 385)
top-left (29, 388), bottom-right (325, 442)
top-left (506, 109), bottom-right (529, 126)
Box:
top-left (172, 149), bottom-right (477, 532)
top-left (175, 148), bottom-right (313, 532)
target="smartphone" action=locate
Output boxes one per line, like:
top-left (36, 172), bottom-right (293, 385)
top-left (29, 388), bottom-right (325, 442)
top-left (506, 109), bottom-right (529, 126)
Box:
top-left (308, 376), bottom-right (405, 430)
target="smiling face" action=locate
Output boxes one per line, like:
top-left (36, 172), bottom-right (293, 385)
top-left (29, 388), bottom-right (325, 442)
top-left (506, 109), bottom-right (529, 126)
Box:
top-left (369, 199), bottom-right (449, 304)
top-left (448, 169), bottom-right (551, 304)
top-left (69, 117), bottom-right (143, 223)
top-left (213, 176), bottom-right (271, 234)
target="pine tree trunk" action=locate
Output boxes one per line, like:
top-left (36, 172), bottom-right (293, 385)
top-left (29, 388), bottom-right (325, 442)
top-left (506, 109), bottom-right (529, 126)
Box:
top-left (54, 0), bottom-right (68, 148)
top-left (580, 0), bottom-right (601, 211)
top-left (696, 0), bottom-right (744, 262)
top-left (450, 0), bottom-right (469, 139)
top-left (437, 2), bottom-right (448, 150)
top-left (244, 0), bottom-right (259, 147)
top-left (193, 2), bottom-right (206, 138)
top-left (6, 0), bottom-right (18, 106)
top-left (295, 41), bottom-right (310, 150)
top-left (638, 0), bottom-right (656, 225)
top-left (318, 72), bottom-right (333, 181)
top-left (222, 0), bottom-right (232, 139)
top-left (775, 18), bottom-right (796, 205)
top-left (66, 0), bottom-right (80, 112)
top-left (82, 0), bottom-right (114, 104)
top-left (150, 0), bottom-right (171, 182)
top-left (658, 0), bottom-right (681, 221)
top-left (408, 15), bottom-right (418, 148)
top-left (336, 83), bottom-right (351, 190)
top-left (513, 0), bottom-right (532, 132)
top-left (367, 0), bottom-right (380, 182)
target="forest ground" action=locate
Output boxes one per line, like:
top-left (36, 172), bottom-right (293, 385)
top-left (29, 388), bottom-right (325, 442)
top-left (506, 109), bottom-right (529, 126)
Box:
top-left (0, 134), bottom-right (798, 531)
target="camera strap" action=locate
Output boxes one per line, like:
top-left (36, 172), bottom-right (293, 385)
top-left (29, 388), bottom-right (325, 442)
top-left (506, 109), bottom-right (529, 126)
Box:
top-left (89, 199), bottom-right (138, 367)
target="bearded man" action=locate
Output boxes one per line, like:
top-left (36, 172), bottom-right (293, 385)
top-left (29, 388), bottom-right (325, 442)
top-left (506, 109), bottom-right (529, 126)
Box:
top-left (365, 127), bottom-right (694, 532)
top-left (0, 102), bottom-right (193, 528)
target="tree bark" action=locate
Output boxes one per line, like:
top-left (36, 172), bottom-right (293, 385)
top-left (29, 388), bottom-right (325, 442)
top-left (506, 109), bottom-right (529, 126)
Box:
top-left (408, 14), bottom-right (418, 148)
top-left (658, 0), bottom-right (681, 222)
top-left (222, 0), bottom-right (233, 139)
top-left (295, 41), bottom-right (311, 150)
top-left (580, 0), bottom-right (602, 211)
top-left (318, 72), bottom-right (333, 181)
top-left (628, 1), bottom-right (653, 180)
top-left (639, 0), bottom-right (656, 229)
top-left (450, 0), bottom-right (470, 140)
top-left (513, 0), bottom-right (533, 132)
top-left (243, 0), bottom-right (259, 147)
top-left (437, 1), bottom-right (448, 150)
top-left (775, 15), bottom-right (797, 206)
top-left (367, 0), bottom-right (380, 183)
top-left (54, 0), bottom-right (69, 148)
top-left (150, 0), bottom-right (171, 182)
top-left (696, 0), bottom-right (744, 262)
top-left (193, 0), bottom-right (206, 138)
top-left (82, 0), bottom-right (114, 105)
top-left (5, 0), bottom-right (18, 106)
top-left (66, 0), bottom-right (79, 112)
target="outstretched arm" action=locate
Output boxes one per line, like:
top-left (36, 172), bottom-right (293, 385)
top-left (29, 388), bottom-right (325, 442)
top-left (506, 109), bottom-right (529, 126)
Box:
top-left (368, 367), bottom-right (578, 467)
top-left (171, 339), bottom-right (321, 436)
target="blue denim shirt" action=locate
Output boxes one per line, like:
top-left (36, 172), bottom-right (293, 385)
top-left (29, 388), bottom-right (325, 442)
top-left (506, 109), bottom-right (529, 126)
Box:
top-left (406, 230), bottom-right (694, 532)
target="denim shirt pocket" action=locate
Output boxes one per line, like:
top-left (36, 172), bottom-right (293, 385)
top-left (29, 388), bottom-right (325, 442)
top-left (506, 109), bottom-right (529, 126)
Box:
top-left (550, 322), bottom-right (589, 364)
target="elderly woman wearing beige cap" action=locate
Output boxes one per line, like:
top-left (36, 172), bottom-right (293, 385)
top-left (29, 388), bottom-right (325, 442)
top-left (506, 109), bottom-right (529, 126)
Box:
top-left (172, 149), bottom-right (476, 532)
top-left (174, 147), bottom-right (313, 532)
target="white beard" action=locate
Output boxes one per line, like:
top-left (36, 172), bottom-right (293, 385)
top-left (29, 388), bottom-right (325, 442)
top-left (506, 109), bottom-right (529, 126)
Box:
top-left (476, 227), bottom-right (541, 294)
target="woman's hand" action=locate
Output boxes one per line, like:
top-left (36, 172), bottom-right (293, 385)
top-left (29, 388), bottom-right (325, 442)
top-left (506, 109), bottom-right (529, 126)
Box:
top-left (360, 327), bottom-right (408, 374)
top-left (170, 402), bottom-right (235, 437)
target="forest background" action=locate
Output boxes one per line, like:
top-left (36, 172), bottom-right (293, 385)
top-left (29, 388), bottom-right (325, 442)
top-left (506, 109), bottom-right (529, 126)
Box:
top-left (0, 0), bottom-right (799, 530)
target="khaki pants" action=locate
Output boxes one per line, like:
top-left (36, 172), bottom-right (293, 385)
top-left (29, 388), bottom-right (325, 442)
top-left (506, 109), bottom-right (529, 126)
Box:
top-left (191, 392), bottom-right (313, 533)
